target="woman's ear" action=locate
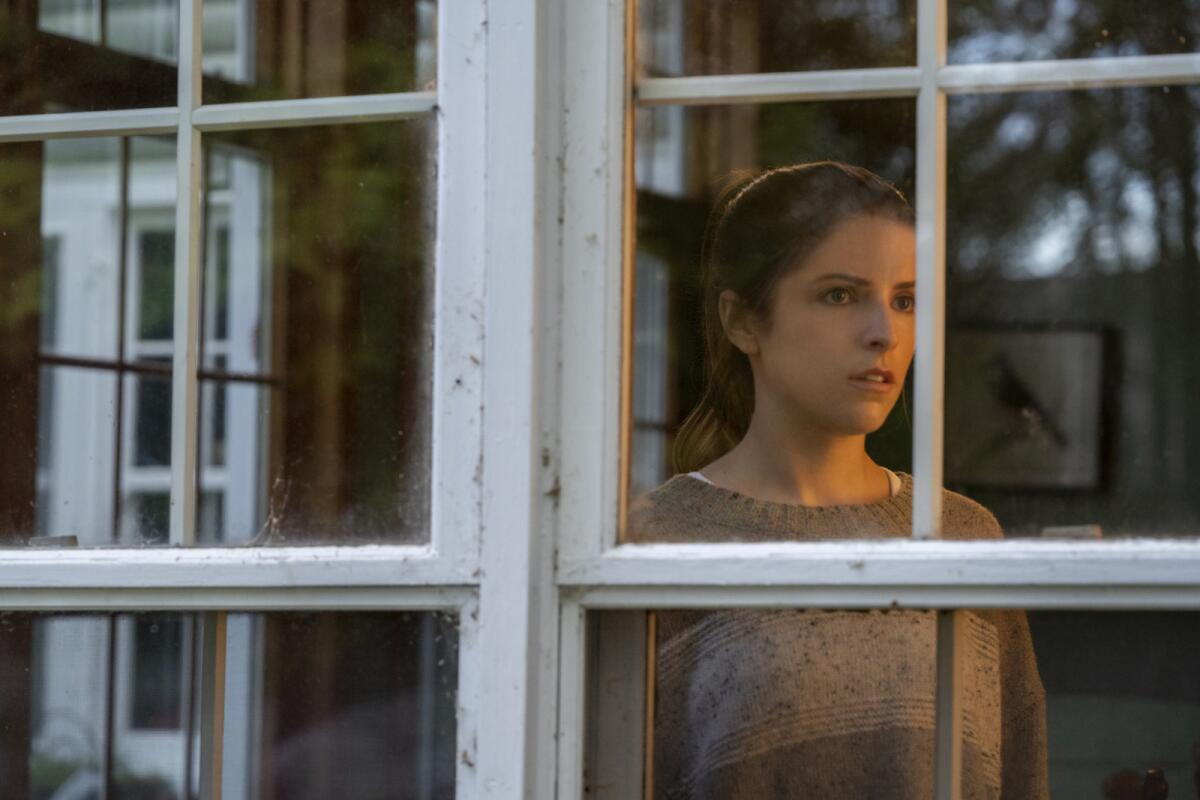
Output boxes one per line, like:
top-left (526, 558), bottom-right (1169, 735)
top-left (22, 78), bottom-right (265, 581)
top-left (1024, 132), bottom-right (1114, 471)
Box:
top-left (718, 289), bottom-right (760, 357)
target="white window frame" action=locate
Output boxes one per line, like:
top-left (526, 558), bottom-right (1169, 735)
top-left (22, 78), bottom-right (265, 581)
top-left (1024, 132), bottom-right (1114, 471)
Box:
top-left (0, 0), bottom-right (520, 796)
top-left (5, 2), bottom-right (1200, 798)
top-left (553, 1), bottom-right (1200, 798)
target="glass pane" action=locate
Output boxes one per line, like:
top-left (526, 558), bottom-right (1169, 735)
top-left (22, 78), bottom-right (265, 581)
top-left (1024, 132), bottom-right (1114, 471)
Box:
top-left (585, 607), bottom-right (1049, 797)
top-left (589, 609), bottom-right (1200, 798)
top-left (627, 100), bottom-right (916, 543)
top-left (198, 122), bottom-right (435, 544)
top-left (242, 611), bottom-right (458, 799)
top-left (946, 85), bottom-right (1200, 537)
top-left (637, 0), bottom-right (916, 77)
top-left (119, 368), bottom-right (173, 545)
top-left (0, 613), bottom-right (195, 800)
top-left (34, 366), bottom-right (118, 545)
top-left (0, 136), bottom-right (176, 546)
top-left (201, 0), bottom-right (438, 103)
top-left (198, 379), bottom-right (265, 544)
top-left (1029, 611), bottom-right (1200, 798)
top-left (950, 0), bottom-right (1200, 63)
top-left (0, 0), bottom-right (177, 115)
top-left (2, 612), bottom-right (458, 800)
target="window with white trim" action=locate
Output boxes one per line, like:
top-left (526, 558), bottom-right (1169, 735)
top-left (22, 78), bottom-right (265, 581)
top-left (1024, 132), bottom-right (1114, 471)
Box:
top-left (3, 1), bottom-right (1200, 798)
top-left (0, 0), bottom-right (492, 797)
top-left (556, 1), bottom-right (1200, 798)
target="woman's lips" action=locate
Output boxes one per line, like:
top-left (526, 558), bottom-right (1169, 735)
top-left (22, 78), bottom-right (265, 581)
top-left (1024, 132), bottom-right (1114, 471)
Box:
top-left (848, 376), bottom-right (894, 394)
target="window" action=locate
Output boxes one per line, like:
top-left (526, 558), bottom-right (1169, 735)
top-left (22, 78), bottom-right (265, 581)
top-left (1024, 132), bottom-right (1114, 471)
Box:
top-left (0, 0), bottom-right (491, 796)
top-left (4, 1), bottom-right (1198, 798)
top-left (556, 1), bottom-right (1200, 798)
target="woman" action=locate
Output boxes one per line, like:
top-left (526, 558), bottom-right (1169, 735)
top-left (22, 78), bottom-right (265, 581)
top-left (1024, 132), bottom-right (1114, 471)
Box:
top-left (627, 162), bottom-right (1048, 798)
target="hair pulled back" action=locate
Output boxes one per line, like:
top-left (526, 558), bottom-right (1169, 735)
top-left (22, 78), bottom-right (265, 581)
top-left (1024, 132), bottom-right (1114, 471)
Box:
top-left (672, 161), bottom-right (914, 473)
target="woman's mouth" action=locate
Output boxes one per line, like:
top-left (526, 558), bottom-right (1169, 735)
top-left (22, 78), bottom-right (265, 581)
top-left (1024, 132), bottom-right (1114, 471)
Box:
top-left (848, 368), bottom-right (894, 393)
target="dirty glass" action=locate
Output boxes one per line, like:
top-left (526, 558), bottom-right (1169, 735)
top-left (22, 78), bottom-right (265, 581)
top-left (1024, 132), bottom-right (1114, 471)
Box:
top-left (625, 99), bottom-right (917, 542)
top-left (0, 136), bottom-right (176, 547)
top-left (587, 609), bottom-right (1200, 798)
top-left (586, 608), bottom-right (1043, 797)
top-left (197, 121), bottom-right (435, 544)
top-left (201, 0), bottom-right (438, 104)
top-left (949, 0), bottom-right (1200, 64)
top-left (0, 614), bottom-right (196, 800)
top-left (637, 0), bottom-right (915, 78)
top-left (0, 611), bottom-right (459, 800)
top-left (946, 85), bottom-right (1200, 537)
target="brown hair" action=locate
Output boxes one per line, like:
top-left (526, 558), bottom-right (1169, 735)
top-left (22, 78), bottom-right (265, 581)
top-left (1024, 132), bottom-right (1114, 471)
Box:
top-left (672, 161), bottom-right (914, 473)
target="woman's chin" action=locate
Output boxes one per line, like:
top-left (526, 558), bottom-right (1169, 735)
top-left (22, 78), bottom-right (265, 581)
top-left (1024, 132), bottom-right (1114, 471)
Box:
top-left (830, 410), bottom-right (893, 436)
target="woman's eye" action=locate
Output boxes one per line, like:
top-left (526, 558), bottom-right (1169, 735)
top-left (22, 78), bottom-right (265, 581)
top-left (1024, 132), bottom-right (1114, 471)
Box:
top-left (825, 287), bottom-right (852, 304)
top-left (893, 295), bottom-right (916, 312)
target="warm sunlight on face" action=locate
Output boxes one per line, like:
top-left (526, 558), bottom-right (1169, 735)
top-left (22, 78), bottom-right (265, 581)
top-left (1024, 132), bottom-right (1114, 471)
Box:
top-left (725, 215), bottom-right (917, 437)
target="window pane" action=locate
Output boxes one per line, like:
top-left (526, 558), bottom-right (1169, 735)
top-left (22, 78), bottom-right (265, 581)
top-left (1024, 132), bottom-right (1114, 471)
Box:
top-left (0, 611), bottom-right (459, 800)
top-left (0, 614), bottom-right (195, 800)
top-left (198, 122), bottom-right (435, 544)
top-left (34, 366), bottom-right (117, 545)
top-left (950, 0), bottom-right (1200, 63)
top-left (587, 609), bottom-right (1200, 798)
top-left (201, 0), bottom-right (438, 103)
top-left (946, 85), bottom-right (1200, 537)
top-left (0, 135), bottom-right (176, 546)
top-left (627, 100), bottom-right (916, 542)
top-left (1029, 610), bottom-right (1200, 798)
top-left (585, 607), bottom-right (1048, 797)
top-left (244, 611), bottom-right (458, 799)
top-left (0, 0), bottom-right (177, 115)
top-left (637, 0), bottom-right (916, 77)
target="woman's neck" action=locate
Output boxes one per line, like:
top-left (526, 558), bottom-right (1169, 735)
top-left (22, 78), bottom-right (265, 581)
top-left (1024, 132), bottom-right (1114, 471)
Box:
top-left (700, 412), bottom-right (890, 506)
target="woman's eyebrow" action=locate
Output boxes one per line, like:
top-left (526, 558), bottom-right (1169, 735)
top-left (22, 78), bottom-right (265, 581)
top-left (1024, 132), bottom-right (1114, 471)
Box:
top-left (812, 272), bottom-right (917, 290)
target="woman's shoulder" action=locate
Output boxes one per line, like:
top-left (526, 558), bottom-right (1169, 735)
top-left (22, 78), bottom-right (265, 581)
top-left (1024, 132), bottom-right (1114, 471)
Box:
top-left (880, 471), bottom-right (1004, 540)
top-left (938, 482), bottom-right (1004, 540)
top-left (625, 474), bottom-right (707, 544)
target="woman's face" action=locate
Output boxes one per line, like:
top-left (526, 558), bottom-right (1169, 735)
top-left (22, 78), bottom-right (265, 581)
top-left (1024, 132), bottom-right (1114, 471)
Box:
top-left (726, 215), bottom-right (917, 436)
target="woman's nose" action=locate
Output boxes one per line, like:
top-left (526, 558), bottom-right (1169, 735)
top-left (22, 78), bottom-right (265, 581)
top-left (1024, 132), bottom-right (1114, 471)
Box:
top-left (863, 304), bottom-right (899, 351)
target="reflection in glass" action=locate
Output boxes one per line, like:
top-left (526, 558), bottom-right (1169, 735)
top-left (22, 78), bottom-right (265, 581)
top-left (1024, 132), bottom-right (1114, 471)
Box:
top-left (0, 614), bottom-right (192, 800)
top-left (36, 367), bottom-right (117, 545)
top-left (0, 136), bottom-right (176, 546)
top-left (629, 101), bottom-right (915, 503)
top-left (0, 612), bottom-right (459, 800)
top-left (251, 612), bottom-right (458, 799)
top-left (946, 85), bottom-right (1200, 537)
top-left (198, 122), bottom-right (435, 544)
top-left (1, 1), bottom-right (177, 115)
top-left (637, 0), bottom-right (915, 77)
top-left (1027, 611), bottom-right (1200, 798)
top-left (201, 0), bottom-right (438, 103)
top-left (950, 0), bottom-right (1200, 64)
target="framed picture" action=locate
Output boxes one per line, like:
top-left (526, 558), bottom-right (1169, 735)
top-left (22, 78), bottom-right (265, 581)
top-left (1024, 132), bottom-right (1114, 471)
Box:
top-left (946, 328), bottom-right (1105, 490)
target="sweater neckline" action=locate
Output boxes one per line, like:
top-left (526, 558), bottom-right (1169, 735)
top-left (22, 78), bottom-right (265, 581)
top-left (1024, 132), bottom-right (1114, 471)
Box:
top-left (659, 469), bottom-right (914, 537)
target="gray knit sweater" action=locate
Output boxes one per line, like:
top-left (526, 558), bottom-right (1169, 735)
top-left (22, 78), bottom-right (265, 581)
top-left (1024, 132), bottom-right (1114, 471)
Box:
top-left (627, 471), bottom-right (1049, 800)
